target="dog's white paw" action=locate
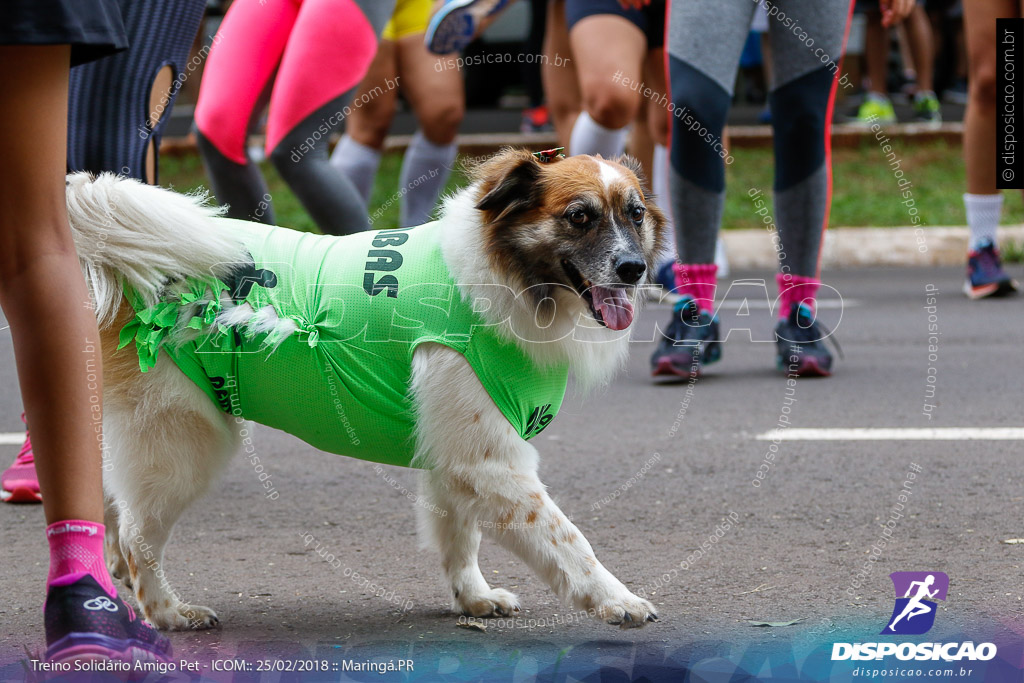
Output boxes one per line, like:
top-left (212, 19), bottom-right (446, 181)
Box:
top-left (456, 588), bottom-right (521, 618)
top-left (144, 600), bottom-right (220, 631)
top-left (590, 590), bottom-right (658, 629)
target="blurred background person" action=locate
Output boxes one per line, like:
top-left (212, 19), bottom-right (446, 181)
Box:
top-left (959, 0), bottom-right (1019, 299)
top-left (649, 0), bottom-right (898, 381)
top-left (330, 0), bottom-right (465, 228)
top-left (193, 0), bottom-right (394, 235)
top-left (851, 0), bottom-right (941, 125)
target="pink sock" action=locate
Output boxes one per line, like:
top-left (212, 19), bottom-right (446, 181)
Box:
top-left (672, 263), bottom-right (717, 313)
top-left (776, 273), bottom-right (820, 319)
top-left (46, 520), bottom-right (116, 597)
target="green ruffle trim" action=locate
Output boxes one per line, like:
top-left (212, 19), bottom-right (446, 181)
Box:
top-left (118, 279), bottom-right (230, 373)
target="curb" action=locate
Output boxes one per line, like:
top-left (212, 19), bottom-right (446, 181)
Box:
top-left (722, 225), bottom-right (1024, 269)
top-left (158, 121), bottom-right (964, 159)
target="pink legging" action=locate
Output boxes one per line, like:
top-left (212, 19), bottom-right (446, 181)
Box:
top-left (194, 0), bottom-right (391, 234)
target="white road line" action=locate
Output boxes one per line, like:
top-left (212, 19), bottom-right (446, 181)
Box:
top-left (0, 432), bottom-right (25, 445)
top-left (756, 428), bottom-right (1024, 441)
top-left (717, 299), bottom-right (856, 310)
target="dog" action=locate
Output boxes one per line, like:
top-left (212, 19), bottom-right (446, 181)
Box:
top-left (67, 147), bottom-right (668, 631)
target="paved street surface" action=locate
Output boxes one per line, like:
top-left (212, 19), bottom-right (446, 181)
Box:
top-left (1, 265), bottom-right (1022, 676)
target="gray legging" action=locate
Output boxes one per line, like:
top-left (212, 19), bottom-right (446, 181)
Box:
top-left (195, 0), bottom-right (394, 235)
top-left (667, 0), bottom-right (852, 276)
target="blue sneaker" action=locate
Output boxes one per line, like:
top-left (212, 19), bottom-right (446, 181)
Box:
top-left (425, 0), bottom-right (512, 55)
top-left (650, 297), bottom-right (721, 379)
top-left (775, 302), bottom-right (840, 378)
top-left (964, 240), bottom-right (1019, 299)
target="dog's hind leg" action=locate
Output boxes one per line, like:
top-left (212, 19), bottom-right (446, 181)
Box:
top-left (103, 497), bottom-right (132, 588)
top-left (419, 470), bottom-right (521, 617)
top-left (103, 352), bottom-right (240, 630)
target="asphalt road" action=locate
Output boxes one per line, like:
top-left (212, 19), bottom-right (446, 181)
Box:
top-left (1, 265), bottom-right (1022, 677)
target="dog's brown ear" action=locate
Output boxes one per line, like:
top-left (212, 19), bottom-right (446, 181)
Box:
top-left (614, 154), bottom-right (651, 196)
top-left (474, 148), bottom-right (542, 220)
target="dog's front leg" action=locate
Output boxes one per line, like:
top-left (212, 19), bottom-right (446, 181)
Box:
top-left (412, 345), bottom-right (657, 628)
top-left (419, 470), bottom-right (520, 617)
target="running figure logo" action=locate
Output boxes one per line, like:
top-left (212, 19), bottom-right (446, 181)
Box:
top-left (882, 571), bottom-right (949, 635)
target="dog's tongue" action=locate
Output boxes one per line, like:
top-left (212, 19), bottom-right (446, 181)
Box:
top-left (591, 286), bottom-right (634, 330)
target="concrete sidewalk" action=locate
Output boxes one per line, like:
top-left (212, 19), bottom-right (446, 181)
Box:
top-left (724, 225), bottom-right (1024, 269)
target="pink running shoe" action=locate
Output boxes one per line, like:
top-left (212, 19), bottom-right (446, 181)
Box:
top-left (1, 414), bottom-right (40, 503)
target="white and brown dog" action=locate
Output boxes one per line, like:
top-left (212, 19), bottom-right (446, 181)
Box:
top-left (68, 148), bottom-right (667, 631)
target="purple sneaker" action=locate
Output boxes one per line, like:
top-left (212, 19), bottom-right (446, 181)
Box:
top-left (45, 574), bottom-right (171, 665)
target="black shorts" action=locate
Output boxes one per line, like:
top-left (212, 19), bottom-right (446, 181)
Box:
top-left (565, 0), bottom-right (666, 50)
top-left (0, 0), bottom-right (126, 66)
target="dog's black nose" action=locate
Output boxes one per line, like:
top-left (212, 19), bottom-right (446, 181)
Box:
top-left (615, 258), bottom-right (647, 284)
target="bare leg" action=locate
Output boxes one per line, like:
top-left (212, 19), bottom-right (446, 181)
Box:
top-left (345, 40), bottom-right (400, 151)
top-left (963, 0), bottom-right (1018, 194)
top-left (0, 45), bottom-right (104, 525)
top-left (904, 5), bottom-right (935, 93)
top-left (569, 14), bottom-right (645, 130)
top-left (864, 11), bottom-right (888, 96)
top-left (543, 0), bottom-right (581, 146)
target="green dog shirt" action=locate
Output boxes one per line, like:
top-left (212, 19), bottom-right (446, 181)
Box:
top-left (119, 219), bottom-right (568, 468)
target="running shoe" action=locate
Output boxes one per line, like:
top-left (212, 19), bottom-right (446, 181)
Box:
top-left (912, 90), bottom-right (941, 126)
top-left (943, 80), bottom-right (968, 105)
top-left (45, 574), bottom-right (171, 665)
top-left (849, 93), bottom-right (896, 125)
top-left (1, 414), bottom-right (39, 503)
top-left (425, 0), bottom-right (512, 55)
top-left (520, 104), bottom-right (553, 134)
top-left (964, 239), bottom-right (1019, 299)
top-left (650, 297), bottom-right (721, 379)
top-left (775, 302), bottom-right (839, 378)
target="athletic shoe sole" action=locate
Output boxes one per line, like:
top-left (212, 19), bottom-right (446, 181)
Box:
top-left (1, 485), bottom-right (42, 503)
top-left (47, 632), bottom-right (171, 669)
top-left (779, 355), bottom-right (832, 378)
top-left (651, 346), bottom-right (721, 380)
top-left (651, 356), bottom-right (702, 380)
top-left (963, 278), bottom-right (1019, 300)
top-left (425, 0), bottom-right (508, 54)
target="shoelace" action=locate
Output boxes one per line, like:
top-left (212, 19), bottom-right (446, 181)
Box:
top-left (793, 306), bottom-right (844, 360)
top-left (14, 430), bottom-right (33, 466)
top-left (670, 299), bottom-right (706, 338)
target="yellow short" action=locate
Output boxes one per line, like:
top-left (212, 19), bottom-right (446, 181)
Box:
top-left (381, 0), bottom-right (432, 42)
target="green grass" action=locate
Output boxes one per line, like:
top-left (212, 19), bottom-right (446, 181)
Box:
top-left (159, 140), bottom-right (1023, 233)
top-left (159, 152), bottom-right (468, 234)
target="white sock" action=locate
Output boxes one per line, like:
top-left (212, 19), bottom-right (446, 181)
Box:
top-left (652, 143), bottom-right (676, 268)
top-left (964, 193), bottom-right (1002, 251)
top-left (329, 134), bottom-right (381, 204)
top-left (569, 111), bottom-right (628, 158)
top-left (399, 130), bottom-right (456, 227)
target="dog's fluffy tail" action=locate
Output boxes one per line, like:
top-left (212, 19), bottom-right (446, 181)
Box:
top-left (67, 172), bottom-right (248, 327)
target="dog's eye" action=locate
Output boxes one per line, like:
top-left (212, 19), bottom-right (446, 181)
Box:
top-left (567, 208), bottom-right (589, 226)
top-left (630, 206), bottom-right (646, 225)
